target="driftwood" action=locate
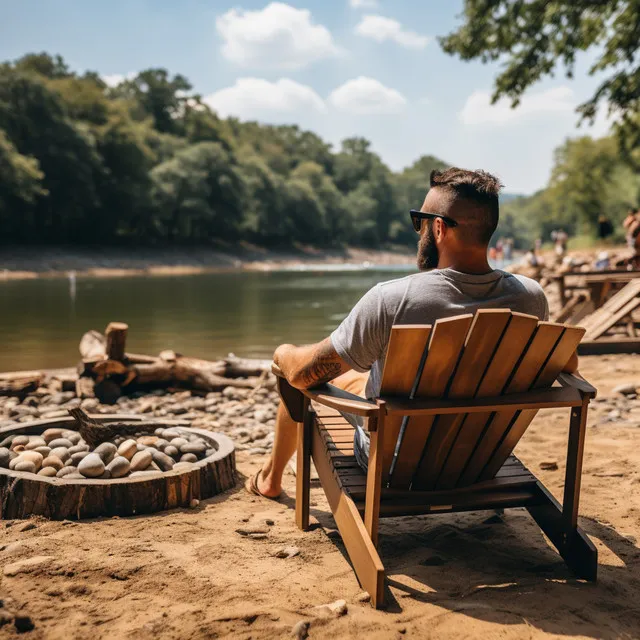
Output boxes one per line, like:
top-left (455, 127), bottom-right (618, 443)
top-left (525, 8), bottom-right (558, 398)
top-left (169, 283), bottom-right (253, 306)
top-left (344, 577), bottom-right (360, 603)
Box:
top-left (0, 372), bottom-right (43, 397)
top-left (74, 322), bottom-right (273, 403)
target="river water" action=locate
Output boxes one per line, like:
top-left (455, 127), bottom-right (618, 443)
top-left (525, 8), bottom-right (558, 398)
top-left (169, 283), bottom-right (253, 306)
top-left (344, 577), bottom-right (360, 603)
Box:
top-left (0, 265), bottom-right (418, 371)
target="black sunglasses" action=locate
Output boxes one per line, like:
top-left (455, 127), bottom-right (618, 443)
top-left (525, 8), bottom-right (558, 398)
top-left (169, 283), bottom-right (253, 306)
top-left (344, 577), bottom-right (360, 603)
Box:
top-left (410, 210), bottom-right (458, 233)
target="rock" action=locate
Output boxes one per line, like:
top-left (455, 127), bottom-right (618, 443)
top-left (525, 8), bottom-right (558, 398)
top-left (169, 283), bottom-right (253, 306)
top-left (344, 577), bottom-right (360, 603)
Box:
top-left (78, 453), bottom-right (105, 478)
top-left (137, 436), bottom-right (158, 447)
top-left (24, 437), bottom-right (47, 450)
top-left (106, 456), bottom-right (130, 478)
top-left (94, 442), bottom-right (117, 464)
top-left (154, 438), bottom-right (169, 451)
top-left (236, 526), bottom-right (270, 536)
top-left (65, 473), bottom-right (85, 479)
top-left (70, 451), bottom-right (90, 465)
top-left (11, 451), bottom-right (43, 471)
top-left (291, 620), bottom-right (310, 639)
top-left (42, 427), bottom-right (65, 443)
top-left (180, 453), bottom-right (198, 463)
top-left (540, 461), bottom-right (559, 471)
top-left (169, 437), bottom-right (189, 449)
top-left (63, 431), bottom-right (82, 445)
top-left (4, 555), bottom-right (55, 576)
top-left (68, 443), bottom-right (90, 455)
top-left (613, 383), bottom-right (637, 396)
top-left (189, 499), bottom-right (200, 509)
top-left (254, 409), bottom-right (270, 424)
top-left (15, 521), bottom-right (37, 532)
top-left (56, 466), bottom-right (78, 478)
top-left (117, 439), bottom-right (138, 461)
top-left (607, 409), bottom-right (622, 421)
top-left (354, 592), bottom-right (370, 603)
top-left (172, 462), bottom-right (195, 472)
top-left (38, 467), bottom-right (58, 477)
top-left (12, 445), bottom-right (25, 453)
top-left (274, 546), bottom-right (300, 559)
top-left (315, 599), bottom-right (348, 617)
top-left (11, 435), bottom-right (29, 448)
top-left (48, 438), bottom-right (73, 449)
top-left (33, 446), bottom-right (52, 457)
top-left (50, 446), bottom-right (70, 462)
top-left (265, 519), bottom-right (275, 526)
top-left (162, 428), bottom-right (181, 439)
top-left (41, 455), bottom-right (64, 471)
top-left (180, 442), bottom-right (206, 456)
top-left (130, 450), bottom-right (153, 472)
top-left (14, 615), bottom-right (35, 633)
top-left (0, 447), bottom-right (10, 468)
top-left (164, 445), bottom-right (179, 458)
top-left (151, 450), bottom-right (175, 472)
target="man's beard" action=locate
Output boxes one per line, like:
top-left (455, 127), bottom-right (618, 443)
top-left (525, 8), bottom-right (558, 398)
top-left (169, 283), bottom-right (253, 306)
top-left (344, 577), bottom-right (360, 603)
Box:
top-left (417, 225), bottom-right (439, 271)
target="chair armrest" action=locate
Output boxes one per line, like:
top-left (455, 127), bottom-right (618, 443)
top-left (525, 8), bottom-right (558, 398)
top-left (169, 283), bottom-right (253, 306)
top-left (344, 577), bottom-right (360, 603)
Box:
top-left (557, 372), bottom-right (597, 399)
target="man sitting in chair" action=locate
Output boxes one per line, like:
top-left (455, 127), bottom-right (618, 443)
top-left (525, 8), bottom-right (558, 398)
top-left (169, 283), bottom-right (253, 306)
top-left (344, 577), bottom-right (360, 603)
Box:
top-left (246, 167), bottom-right (577, 498)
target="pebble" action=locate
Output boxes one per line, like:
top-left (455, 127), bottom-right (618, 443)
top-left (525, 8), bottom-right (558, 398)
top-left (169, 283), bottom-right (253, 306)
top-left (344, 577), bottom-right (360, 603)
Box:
top-left (354, 592), bottom-right (371, 603)
top-left (65, 472), bottom-right (85, 479)
top-left (180, 453), bottom-right (198, 463)
top-left (172, 462), bottom-right (195, 472)
top-left (42, 427), bottom-right (65, 443)
top-left (292, 620), bottom-right (310, 639)
top-left (117, 439), bottom-right (138, 460)
top-left (154, 438), bottom-right (169, 451)
top-left (106, 456), bottom-right (130, 478)
top-left (70, 451), bottom-right (90, 465)
top-left (11, 451), bottom-right (43, 471)
top-left (78, 453), bottom-right (105, 478)
top-left (540, 461), bottom-right (559, 471)
top-left (130, 450), bottom-right (153, 472)
top-left (94, 442), bottom-right (117, 463)
top-left (14, 461), bottom-right (37, 474)
top-left (170, 437), bottom-right (189, 449)
top-left (180, 442), bottom-right (206, 455)
top-left (38, 467), bottom-right (58, 477)
top-left (151, 450), bottom-right (175, 471)
top-left (0, 447), bottom-right (10, 468)
top-left (315, 599), bottom-right (348, 617)
top-left (137, 436), bottom-right (158, 447)
top-left (162, 428), bottom-right (181, 439)
top-left (33, 446), bottom-right (52, 457)
top-left (68, 443), bottom-right (90, 455)
top-left (274, 546), bottom-right (300, 559)
top-left (41, 455), bottom-right (64, 471)
top-left (48, 438), bottom-right (73, 449)
top-left (189, 498), bottom-right (200, 508)
top-left (164, 445), bottom-right (179, 458)
top-left (57, 466), bottom-right (78, 478)
top-left (613, 383), bottom-right (637, 396)
top-left (50, 446), bottom-right (70, 462)
top-left (11, 435), bottom-right (29, 448)
top-left (25, 437), bottom-right (47, 450)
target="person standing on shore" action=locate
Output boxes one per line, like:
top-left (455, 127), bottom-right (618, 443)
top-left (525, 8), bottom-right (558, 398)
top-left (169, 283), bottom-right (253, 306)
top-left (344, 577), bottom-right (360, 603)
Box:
top-left (246, 167), bottom-right (578, 499)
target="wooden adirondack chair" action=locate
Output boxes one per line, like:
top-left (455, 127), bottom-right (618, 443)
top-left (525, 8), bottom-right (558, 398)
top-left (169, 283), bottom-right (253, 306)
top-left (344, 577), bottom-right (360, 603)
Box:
top-left (578, 279), bottom-right (640, 354)
top-left (274, 310), bottom-right (598, 608)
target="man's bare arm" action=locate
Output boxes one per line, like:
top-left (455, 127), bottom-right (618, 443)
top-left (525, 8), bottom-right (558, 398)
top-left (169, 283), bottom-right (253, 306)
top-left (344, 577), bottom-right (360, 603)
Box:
top-left (273, 338), bottom-right (352, 390)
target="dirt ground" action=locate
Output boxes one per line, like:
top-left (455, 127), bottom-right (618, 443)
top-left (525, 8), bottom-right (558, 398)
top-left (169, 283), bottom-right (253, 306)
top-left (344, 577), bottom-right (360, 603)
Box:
top-left (1, 353), bottom-right (640, 639)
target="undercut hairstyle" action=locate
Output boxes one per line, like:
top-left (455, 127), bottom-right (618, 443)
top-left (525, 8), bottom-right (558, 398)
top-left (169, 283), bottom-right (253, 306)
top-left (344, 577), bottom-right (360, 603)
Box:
top-left (430, 168), bottom-right (503, 245)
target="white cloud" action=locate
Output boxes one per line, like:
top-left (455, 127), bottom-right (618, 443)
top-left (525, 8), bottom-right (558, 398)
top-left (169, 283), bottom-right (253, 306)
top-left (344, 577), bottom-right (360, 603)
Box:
top-left (349, 0), bottom-right (378, 8)
top-left (102, 72), bottom-right (136, 87)
top-left (355, 15), bottom-right (429, 49)
top-left (329, 76), bottom-right (406, 115)
top-left (460, 86), bottom-right (576, 126)
top-left (216, 2), bottom-right (339, 70)
top-left (203, 78), bottom-right (326, 119)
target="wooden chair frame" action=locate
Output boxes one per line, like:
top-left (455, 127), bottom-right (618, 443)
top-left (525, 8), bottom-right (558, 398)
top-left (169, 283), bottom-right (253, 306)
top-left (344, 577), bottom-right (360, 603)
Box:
top-left (275, 367), bottom-right (598, 609)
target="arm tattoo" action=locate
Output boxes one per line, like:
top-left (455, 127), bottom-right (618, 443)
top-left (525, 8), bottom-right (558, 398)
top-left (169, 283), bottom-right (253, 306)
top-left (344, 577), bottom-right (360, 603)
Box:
top-left (299, 341), bottom-right (343, 388)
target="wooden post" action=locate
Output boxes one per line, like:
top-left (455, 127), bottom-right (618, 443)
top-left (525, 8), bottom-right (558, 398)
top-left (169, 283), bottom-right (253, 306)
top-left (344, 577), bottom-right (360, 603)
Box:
top-left (296, 399), bottom-right (312, 531)
top-left (562, 397), bottom-right (589, 532)
top-left (364, 401), bottom-right (385, 548)
top-left (105, 322), bottom-right (128, 361)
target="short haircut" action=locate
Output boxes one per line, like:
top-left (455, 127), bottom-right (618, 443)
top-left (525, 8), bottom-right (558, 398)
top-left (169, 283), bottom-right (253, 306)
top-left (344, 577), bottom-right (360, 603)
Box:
top-left (430, 167), bottom-right (503, 245)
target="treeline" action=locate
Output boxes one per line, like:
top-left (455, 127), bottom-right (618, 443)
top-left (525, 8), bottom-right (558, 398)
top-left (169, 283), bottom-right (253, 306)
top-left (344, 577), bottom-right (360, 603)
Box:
top-left (0, 53), bottom-right (449, 248)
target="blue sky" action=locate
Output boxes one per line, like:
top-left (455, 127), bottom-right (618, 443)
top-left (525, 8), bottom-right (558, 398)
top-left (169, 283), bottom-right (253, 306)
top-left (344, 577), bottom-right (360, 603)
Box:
top-left (1, 0), bottom-right (612, 194)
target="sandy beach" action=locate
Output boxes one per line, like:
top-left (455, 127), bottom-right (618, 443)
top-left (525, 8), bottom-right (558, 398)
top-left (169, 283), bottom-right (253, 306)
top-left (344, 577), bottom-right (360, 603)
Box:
top-left (0, 350), bottom-right (639, 639)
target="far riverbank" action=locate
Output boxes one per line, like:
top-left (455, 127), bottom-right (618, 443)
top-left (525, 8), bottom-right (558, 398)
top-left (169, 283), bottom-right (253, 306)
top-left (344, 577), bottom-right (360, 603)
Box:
top-left (0, 245), bottom-right (415, 281)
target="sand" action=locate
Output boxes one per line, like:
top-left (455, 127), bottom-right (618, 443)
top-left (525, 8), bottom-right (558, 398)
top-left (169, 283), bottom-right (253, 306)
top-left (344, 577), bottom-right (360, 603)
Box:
top-left (1, 353), bottom-right (639, 639)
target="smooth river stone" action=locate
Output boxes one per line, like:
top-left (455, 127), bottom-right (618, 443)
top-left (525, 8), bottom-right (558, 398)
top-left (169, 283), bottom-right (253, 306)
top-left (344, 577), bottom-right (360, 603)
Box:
top-left (137, 436), bottom-right (158, 447)
top-left (179, 453), bottom-right (198, 463)
top-left (11, 435), bottom-right (30, 448)
top-left (78, 453), bottom-right (105, 478)
top-left (12, 445), bottom-right (26, 453)
top-left (70, 451), bottom-right (90, 465)
top-left (106, 456), bottom-right (130, 478)
top-left (42, 428), bottom-right (65, 444)
top-left (41, 455), bottom-right (64, 471)
top-left (62, 431), bottom-right (82, 445)
top-left (50, 447), bottom-right (70, 462)
top-left (10, 451), bottom-right (43, 471)
top-left (172, 462), bottom-right (194, 472)
top-left (130, 450), bottom-right (153, 472)
top-left (68, 444), bottom-right (89, 455)
top-left (37, 467), bottom-right (58, 477)
top-left (169, 437), bottom-right (188, 449)
top-left (48, 438), bottom-right (73, 449)
top-left (56, 466), bottom-right (78, 478)
top-left (164, 445), bottom-right (179, 458)
top-left (117, 439), bottom-right (138, 461)
top-left (0, 447), bottom-right (10, 468)
top-left (151, 450), bottom-right (175, 471)
top-left (64, 473), bottom-right (84, 479)
top-left (94, 442), bottom-right (117, 464)
top-left (162, 428), bottom-right (181, 439)
top-left (180, 442), bottom-right (206, 456)
top-left (33, 446), bottom-right (52, 458)
top-left (14, 461), bottom-right (37, 474)
top-left (154, 428), bottom-right (165, 437)
top-left (25, 437), bottom-right (47, 450)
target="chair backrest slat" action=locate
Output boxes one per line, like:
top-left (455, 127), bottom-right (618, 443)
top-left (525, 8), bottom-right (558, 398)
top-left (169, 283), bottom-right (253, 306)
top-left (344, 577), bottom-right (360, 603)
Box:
top-left (378, 325), bottom-right (432, 484)
top-left (388, 315), bottom-right (473, 489)
top-left (430, 312), bottom-right (540, 490)
top-left (410, 309), bottom-right (512, 491)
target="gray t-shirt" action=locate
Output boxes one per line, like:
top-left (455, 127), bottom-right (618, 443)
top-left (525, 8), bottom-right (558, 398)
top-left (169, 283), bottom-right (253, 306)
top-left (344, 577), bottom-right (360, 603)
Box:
top-left (330, 268), bottom-right (549, 469)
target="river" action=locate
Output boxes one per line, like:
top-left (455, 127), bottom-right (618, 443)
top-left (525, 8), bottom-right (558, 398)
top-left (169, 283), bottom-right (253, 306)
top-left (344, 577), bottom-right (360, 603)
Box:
top-left (0, 265), bottom-right (419, 371)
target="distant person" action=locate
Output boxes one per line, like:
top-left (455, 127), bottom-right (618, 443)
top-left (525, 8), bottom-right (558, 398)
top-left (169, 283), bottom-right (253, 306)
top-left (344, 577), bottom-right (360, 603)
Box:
top-left (535, 237), bottom-right (542, 252)
top-left (489, 246), bottom-right (498, 262)
top-left (246, 167), bottom-right (574, 500)
top-left (594, 251), bottom-right (610, 270)
top-left (551, 229), bottom-right (568, 263)
top-left (597, 215), bottom-right (613, 240)
top-left (503, 238), bottom-right (513, 261)
top-left (495, 238), bottom-right (504, 261)
top-left (524, 247), bottom-right (539, 267)
top-left (623, 208), bottom-right (640, 254)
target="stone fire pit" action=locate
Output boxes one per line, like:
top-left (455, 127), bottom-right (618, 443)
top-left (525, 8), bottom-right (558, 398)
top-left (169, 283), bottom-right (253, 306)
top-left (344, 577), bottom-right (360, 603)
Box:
top-left (0, 414), bottom-right (235, 519)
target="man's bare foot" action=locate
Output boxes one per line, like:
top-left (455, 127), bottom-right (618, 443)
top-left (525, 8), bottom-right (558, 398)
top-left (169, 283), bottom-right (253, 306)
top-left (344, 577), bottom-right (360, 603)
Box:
top-left (245, 468), bottom-right (282, 500)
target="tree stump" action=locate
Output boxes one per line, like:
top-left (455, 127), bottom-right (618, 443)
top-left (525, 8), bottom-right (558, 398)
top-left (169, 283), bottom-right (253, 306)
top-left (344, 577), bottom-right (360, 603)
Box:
top-left (105, 322), bottom-right (128, 361)
top-left (0, 415), bottom-right (236, 520)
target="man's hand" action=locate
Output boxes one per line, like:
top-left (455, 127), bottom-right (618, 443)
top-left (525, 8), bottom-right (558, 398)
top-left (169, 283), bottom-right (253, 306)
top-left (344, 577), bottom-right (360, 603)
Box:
top-left (273, 338), bottom-right (351, 390)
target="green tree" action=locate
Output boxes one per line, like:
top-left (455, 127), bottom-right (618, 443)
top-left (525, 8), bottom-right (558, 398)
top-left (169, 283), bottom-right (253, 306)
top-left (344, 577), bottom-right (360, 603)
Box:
top-left (441, 1), bottom-right (640, 157)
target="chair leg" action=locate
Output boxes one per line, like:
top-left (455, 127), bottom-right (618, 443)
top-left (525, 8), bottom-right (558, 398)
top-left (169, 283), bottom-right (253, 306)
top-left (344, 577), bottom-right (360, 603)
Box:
top-left (295, 400), bottom-right (312, 531)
